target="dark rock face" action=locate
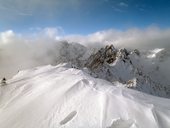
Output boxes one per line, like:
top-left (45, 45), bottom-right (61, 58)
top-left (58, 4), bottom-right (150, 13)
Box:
top-left (85, 45), bottom-right (117, 69)
top-left (84, 44), bottom-right (170, 98)
top-left (1, 77), bottom-right (6, 86)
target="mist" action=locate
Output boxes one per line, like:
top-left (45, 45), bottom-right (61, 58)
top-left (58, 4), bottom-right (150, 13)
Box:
top-left (0, 27), bottom-right (170, 79)
top-left (66, 27), bottom-right (170, 50)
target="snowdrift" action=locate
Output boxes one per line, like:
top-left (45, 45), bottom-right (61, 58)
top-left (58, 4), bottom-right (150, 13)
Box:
top-left (0, 64), bottom-right (170, 128)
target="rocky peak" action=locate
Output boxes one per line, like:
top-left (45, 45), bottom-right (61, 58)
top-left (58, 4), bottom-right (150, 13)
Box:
top-left (84, 44), bottom-right (170, 98)
top-left (85, 45), bottom-right (117, 69)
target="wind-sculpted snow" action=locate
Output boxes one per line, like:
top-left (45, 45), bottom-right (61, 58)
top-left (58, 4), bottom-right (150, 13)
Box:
top-left (1, 41), bottom-right (170, 98)
top-left (0, 64), bottom-right (170, 128)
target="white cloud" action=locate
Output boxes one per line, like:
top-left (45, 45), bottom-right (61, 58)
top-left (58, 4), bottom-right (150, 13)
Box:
top-left (0, 30), bottom-right (15, 44)
top-left (27, 27), bottom-right (64, 40)
top-left (119, 2), bottom-right (128, 7)
top-left (1, 26), bottom-right (170, 79)
top-left (65, 27), bottom-right (170, 50)
top-left (112, 6), bottom-right (126, 12)
top-left (112, 2), bottom-right (128, 13)
top-left (43, 27), bottom-right (64, 39)
top-left (18, 12), bottom-right (32, 16)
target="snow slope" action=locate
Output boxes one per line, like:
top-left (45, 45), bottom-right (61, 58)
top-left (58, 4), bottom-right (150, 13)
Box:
top-left (1, 41), bottom-right (170, 97)
top-left (85, 45), bottom-right (170, 98)
top-left (0, 64), bottom-right (170, 128)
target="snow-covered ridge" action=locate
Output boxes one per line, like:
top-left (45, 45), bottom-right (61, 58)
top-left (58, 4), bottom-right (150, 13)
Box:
top-left (83, 45), bottom-right (170, 98)
top-left (1, 42), bottom-right (170, 98)
top-left (1, 64), bottom-right (170, 128)
top-left (1, 42), bottom-right (170, 128)
top-left (50, 42), bottom-right (170, 95)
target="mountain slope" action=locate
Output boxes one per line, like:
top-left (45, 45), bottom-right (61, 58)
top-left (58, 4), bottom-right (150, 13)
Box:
top-left (84, 45), bottom-right (170, 98)
top-left (0, 64), bottom-right (170, 128)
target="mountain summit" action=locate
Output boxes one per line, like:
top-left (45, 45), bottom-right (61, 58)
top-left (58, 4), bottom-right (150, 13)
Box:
top-left (1, 43), bottom-right (170, 128)
top-left (0, 64), bottom-right (170, 128)
top-left (84, 45), bottom-right (170, 98)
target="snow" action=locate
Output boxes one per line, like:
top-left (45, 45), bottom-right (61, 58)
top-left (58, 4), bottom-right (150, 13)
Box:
top-left (85, 46), bottom-right (170, 98)
top-left (0, 64), bottom-right (170, 128)
top-left (147, 48), bottom-right (164, 58)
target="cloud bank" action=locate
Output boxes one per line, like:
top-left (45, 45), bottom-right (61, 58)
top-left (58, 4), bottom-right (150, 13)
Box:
top-left (0, 27), bottom-right (170, 78)
top-left (65, 27), bottom-right (170, 50)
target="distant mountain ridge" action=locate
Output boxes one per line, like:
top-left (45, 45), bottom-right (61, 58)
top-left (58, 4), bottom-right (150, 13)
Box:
top-left (84, 44), bottom-right (170, 98)
top-left (43, 42), bottom-right (170, 98)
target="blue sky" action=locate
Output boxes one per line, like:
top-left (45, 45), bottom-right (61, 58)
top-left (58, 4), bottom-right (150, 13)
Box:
top-left (0, 0), bottom-right (170, 34)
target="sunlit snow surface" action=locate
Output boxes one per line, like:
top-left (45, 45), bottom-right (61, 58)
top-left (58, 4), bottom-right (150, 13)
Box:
top-left (147, 48), bottom-right (164, 58)
top-left (0, 64), bottom-right (170, 128)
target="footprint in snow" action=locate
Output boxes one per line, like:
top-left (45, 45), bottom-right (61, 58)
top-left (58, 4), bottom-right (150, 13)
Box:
top-left (60, 111), bottom-right (77, 125)
top-left (107, 118), bottom-right (135, 128)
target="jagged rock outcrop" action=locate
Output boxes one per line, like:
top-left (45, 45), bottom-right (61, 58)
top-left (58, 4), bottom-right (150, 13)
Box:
top-left (44, 42), bottom-right (169, 98)
top-left (85, 45), bottom-right (117, 69)
top-left (1, 77), bottom-right (6, 86)
top-left (84, 44), bottom-right (170, 98)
